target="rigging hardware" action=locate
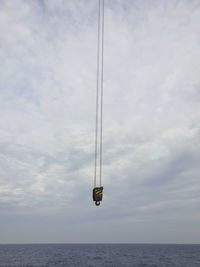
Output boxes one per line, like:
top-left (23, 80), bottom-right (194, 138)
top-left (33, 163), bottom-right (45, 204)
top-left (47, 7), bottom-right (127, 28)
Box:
top-left (93, 0), bottom-right (105, 206)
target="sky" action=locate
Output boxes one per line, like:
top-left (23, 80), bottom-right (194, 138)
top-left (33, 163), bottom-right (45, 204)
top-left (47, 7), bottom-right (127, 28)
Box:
top-left (0, 0), bottom-right (200, 244)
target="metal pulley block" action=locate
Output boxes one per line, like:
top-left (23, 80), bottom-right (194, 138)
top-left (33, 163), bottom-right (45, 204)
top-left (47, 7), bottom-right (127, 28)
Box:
top-left (93, 187), bottom-right (103, 206)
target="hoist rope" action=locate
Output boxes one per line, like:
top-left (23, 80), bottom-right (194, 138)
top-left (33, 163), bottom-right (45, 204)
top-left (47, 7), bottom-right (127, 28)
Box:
top-left (99, 0), bottom-right (104, 187)
top-left (94, 0), bottom-right (101, 187)
top-left (94, 0), bottom-right (104, 187)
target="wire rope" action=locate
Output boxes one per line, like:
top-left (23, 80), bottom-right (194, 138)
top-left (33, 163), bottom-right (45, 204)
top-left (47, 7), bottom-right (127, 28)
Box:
top-left (94, 0), bottom-right (105, 188)
top-left (94, 0), bottom-right (101, 187)
top-left (99, 0), bottom-right (104, 187)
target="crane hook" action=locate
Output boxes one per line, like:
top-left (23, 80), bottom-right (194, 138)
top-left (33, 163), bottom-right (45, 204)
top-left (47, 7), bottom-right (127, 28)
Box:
top-left (93, 187), bottom-right (103, 206)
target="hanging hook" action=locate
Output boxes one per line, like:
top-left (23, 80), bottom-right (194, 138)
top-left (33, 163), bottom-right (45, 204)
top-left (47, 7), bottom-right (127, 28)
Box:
top-left (95, 201), bottom-right (100, 206)
top-left (93, 187), bottom-right (103, 206)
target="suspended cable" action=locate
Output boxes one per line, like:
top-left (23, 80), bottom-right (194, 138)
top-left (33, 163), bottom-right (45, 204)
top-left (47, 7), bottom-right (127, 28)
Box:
top-left (99, 0), bottom-right (104, 187)
top-left (94, 0), bottom-right (101, 188)
top-left (93, 0), bottom-right (105, 206)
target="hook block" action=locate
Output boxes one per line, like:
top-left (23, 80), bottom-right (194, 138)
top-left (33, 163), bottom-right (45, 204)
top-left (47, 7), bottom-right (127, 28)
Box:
top-left (93, 187), bottom-right (103, 205)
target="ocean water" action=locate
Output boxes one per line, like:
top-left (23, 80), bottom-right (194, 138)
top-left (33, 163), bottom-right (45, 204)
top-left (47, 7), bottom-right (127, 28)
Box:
top-left (0, 244), bottom-right (200, 267)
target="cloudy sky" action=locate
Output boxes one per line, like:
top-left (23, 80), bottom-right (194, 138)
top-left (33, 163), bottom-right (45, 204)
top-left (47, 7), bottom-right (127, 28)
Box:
top-left (0, 0), bottom-right (200, 244)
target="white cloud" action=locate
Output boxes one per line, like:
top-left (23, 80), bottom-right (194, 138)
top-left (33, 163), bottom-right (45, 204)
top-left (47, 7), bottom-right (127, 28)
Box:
top-left (0, 0), bottom-right (200, 243)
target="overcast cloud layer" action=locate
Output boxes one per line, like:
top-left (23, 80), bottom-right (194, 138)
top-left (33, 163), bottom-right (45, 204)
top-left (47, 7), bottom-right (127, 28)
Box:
top-left (0, 0), bottom-right (200, 243)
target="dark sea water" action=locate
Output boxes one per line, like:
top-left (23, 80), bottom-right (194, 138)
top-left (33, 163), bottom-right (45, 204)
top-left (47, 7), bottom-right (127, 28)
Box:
top-left (0, 244), bottom-right (200, 267)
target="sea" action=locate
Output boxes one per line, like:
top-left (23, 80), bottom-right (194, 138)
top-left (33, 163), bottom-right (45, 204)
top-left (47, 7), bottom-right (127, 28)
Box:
top-left (0, 244), bottom-right (200, 267)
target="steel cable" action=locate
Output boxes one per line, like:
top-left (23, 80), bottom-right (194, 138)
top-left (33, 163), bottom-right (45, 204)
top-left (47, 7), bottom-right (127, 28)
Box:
top-left (94, 0), bottom-right (104, 188)
top-left (94, 0), bottom-right (101, 187)
top-left (99, 0), bottom-right (104, 186)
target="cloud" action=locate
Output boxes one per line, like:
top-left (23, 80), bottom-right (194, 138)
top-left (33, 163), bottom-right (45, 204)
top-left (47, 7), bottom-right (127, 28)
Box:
top-left (0, 0), bottom-right (200, 243)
